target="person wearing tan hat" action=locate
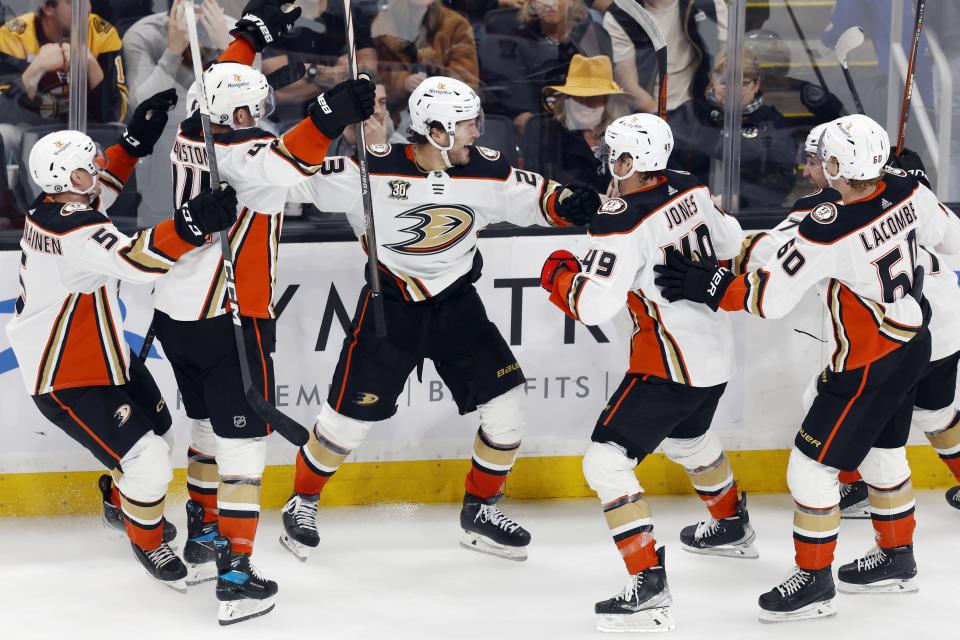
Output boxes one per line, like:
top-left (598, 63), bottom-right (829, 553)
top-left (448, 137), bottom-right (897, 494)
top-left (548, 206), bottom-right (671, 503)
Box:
top-left (520, 54), bottom-right (626, 192)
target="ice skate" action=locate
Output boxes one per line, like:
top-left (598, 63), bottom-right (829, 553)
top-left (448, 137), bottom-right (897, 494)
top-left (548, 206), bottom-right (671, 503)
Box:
top-left (130, 541), bottom-right (188, 592)
top-left (99, 474), bottom-right (176, 542)
top-left (758, 566), bottom-right (836, 623)
top-left (595, 547), bottom-right (674, 633)
top-left (183, 500), bottom-right (218, 585)
top-left (459, 493), bottom-right (531, 561)
top-left (837, 545), bottom-right (918, 594)
top-left (945, 486), bottom-right (960, 511)
top-left (279, 493), bottom-right (319, 561)
top-left (839, 479), bottom-right (870, 519)
top-left (214, 537), bottom-right (277, 626)
top-left (679, 493), bottom-right (758, 559)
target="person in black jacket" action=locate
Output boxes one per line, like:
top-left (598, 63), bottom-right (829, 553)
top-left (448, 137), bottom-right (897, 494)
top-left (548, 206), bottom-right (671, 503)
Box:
top-left (519, 54), bottom-right (625, 192)
top-left (668, 50), bottom-right (797, 209)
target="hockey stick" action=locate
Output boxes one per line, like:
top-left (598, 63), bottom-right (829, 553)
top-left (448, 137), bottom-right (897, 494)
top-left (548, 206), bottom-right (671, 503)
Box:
top-left (835, 26), bottom-right (865, 115)
top-left (342, 0), bottom-right (386, 337)
top-left (784, 0), bottom-right (829, 93)
top-left (184, 0), bottom-right (308, 447)
top-left (896, 0), bottom-right (926, 157)
top-left (612, 0), bottom-right (667, 117)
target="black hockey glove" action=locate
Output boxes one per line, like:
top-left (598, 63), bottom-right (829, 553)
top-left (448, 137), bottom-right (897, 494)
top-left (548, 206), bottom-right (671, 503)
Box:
top-left (266, 62), bottom-right (307, 91)
top-left (308, 77), bottom-right (376, 139)
top-left (230, 0), bottom-right (302, 52)
top-left (174, 183), bottom-right (238, 246)
top-left (653, 251), bottom-right (733, 311)
top-left (555, 182), bottom-right (601, 227)
top-left (119, 88), bottom-right (178, 158)
top-left (887, 148), bottom-right (931, 189)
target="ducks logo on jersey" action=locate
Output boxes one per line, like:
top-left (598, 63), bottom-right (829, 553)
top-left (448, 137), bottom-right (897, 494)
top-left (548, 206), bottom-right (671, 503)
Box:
top-left (386, 204), bottom-right (475, 255)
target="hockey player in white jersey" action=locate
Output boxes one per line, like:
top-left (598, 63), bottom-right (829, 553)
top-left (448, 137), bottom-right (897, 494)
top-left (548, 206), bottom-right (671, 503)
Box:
top-left (656, 114), bottom-right (960, 621)
top-left (147, 0), bottom-right (374, 624)
top-left (539, 113), bottom-right (754, 632)
top-left (279, 76), bottom-right (602, 562)
top-left (5, 99), bottom-right (238, 591)
top-left (740, 123), bottom-right (960, 518)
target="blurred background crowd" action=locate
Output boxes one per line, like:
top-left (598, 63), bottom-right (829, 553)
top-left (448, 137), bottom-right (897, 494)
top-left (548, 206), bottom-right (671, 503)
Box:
top-left (0, 0), bottom-right (956, 237)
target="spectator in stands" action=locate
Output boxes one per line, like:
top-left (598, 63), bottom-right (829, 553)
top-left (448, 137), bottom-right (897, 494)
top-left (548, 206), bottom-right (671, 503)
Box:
top-left (668, 50), bottom-right (797, 209)
top-left (603, 0), bottom-right (726, 114)
top-left (0, 0), bottom-right (128, 157)
top-left (520, 54), bottom-right (624, 192)
top-left (262, 0), bottom-right (377, 122)
top-left (326, 74), bottom-right (393, 157)
top-left (372, 0), bottom-right (478, 114)
top-left (482, 0), bottom-right (611, 130)
top-left (122, 0), bottom-right (233, 112)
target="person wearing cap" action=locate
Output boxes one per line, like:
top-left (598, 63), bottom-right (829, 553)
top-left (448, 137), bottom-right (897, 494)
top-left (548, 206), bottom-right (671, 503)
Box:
top-left (520, 54), bottom-right (626, 193)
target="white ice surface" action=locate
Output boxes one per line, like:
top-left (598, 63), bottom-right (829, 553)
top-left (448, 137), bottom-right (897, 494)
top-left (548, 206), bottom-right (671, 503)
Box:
top-left (0, 492), bottom-right (956, 640)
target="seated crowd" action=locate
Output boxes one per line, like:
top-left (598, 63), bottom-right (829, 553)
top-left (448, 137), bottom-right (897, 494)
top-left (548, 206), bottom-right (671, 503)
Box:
top-left (0, 0), bottom-right (854, 230)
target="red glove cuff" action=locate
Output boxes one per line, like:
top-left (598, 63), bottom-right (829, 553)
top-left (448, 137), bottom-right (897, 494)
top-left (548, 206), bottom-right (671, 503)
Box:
top-left (540, 249), bottom-right (580, 291)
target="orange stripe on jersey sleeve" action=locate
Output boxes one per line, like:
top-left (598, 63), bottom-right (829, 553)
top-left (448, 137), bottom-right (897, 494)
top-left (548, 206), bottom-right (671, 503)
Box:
top-left (719, 274), bottom-right (748, 312)
top-left (102, 144), bottom-right (138, 186)
top-left (218, 37), bottom-right (256, 65)
top-left (543, 189), bottom-right (571, 228)
top-left (280, 118), bottom-right (333, 167)
top-left (150, 219), bottom-right (196, 261)
top-left (548, 269), bottom-right (579, 320)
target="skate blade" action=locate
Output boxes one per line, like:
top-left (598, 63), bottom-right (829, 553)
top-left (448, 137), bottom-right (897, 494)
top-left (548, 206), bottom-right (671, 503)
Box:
top-left (279, 533), bottom-right (315, 562)
top-left (758, 598), bottom-right (836, 623)
top-left (185, 561), bottom-right (218, 586)
top-left (459, 531), bottom-right (527, 562)
top-left (160, 577), bottom-right (188, 594)
top-left (682, 531), bottom-right (759, 559)
top-left (597, 607), bottom-right (675, 633)
top-left (218, 597), bottom-right (276, 626)
top-left (838, 577), bottom-right (918, 594)
top-left (840, 507), bottom-right (871, 520)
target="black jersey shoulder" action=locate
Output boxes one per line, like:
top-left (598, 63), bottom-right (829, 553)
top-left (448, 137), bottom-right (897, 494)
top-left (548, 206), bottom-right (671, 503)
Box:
top-left (446, 145), bottom-right (512, 180)
top-left (879, 170), bottom-right (922, 204)
top-left (790, 187), bottom-right (839, 212)
top-left (368, 144), bottom-right (423, 178)
top-left (797, 179), bottom-right (920, 244)
top-left (588, 173), bottom-right (704, 236)
top-left (215, 125), bottom-right (275, 145)
top-left (28, 199), bottom-right (109, 235)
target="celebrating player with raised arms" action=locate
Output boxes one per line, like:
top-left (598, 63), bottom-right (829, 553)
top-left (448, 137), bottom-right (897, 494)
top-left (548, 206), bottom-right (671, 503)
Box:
top-left (655, 114), bottom-right (960, 622)
top-left (150, 0), bottom-right (374, 625)
top-left (5, 93), bottom-right (237, 592)
top-left (539, 113), bottom-right (754, 632)
top-left (281, 76), bottom-right (601, 562)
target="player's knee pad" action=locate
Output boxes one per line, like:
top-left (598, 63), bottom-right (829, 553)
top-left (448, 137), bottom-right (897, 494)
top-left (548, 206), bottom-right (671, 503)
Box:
top-left (661, 431), bottom-right (723, 470)
top-left (913, 406), bottom-right (954, 435)
top-left (315, 403), bottom-right (372, 451)
top-left (190, 418), bottom-right (216, 456)
top-left (478, 386), bottom-right (525, 445)
top-left (118, 432), bottom-right (173, 502)
top-left (582, 442), bottom-right (642, 504)
top-left (858, 447), bottom-right (910, 488)
top-left (786, 446), bottom-right (839, 508)
top-left (214, 436), bottom-right (267, 477)
top-left (158, 423), bottom-right (176, 452)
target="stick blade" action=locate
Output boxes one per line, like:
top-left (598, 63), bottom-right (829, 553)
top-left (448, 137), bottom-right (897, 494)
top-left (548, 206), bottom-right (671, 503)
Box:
top-left (244, 388), bottom-right (310, 446)
top-left (835, 26), bottom-right (864, 67)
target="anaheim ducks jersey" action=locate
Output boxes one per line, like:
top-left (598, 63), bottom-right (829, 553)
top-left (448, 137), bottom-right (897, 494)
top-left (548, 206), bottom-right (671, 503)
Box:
top-left (734, 188), bottom-right (840, 274)
top-left (721, 171), bottom-right (960, 373)
top-left (549, 170), bottom-right (743, 387)
top-left (5, 145), bottom-right (199, 396)
top-left (287, 144), bottom-right (569, 301)
top-left (153, 113), bottom-right (331, 321)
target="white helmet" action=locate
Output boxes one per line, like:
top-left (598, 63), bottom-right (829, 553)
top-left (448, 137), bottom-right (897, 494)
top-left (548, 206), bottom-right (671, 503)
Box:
top-left (408, 76), bottom-right (483, 163)
top-left (817, 114), bottom-right (889, 181)
top-left (201, 62), bottom-right (274, 127)
top-left (804, 122), bottom-right (829, 156)
top-left (604, 113), bottom-right (673, 181)
top-left (28, 130), bottom-right (102, 196)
